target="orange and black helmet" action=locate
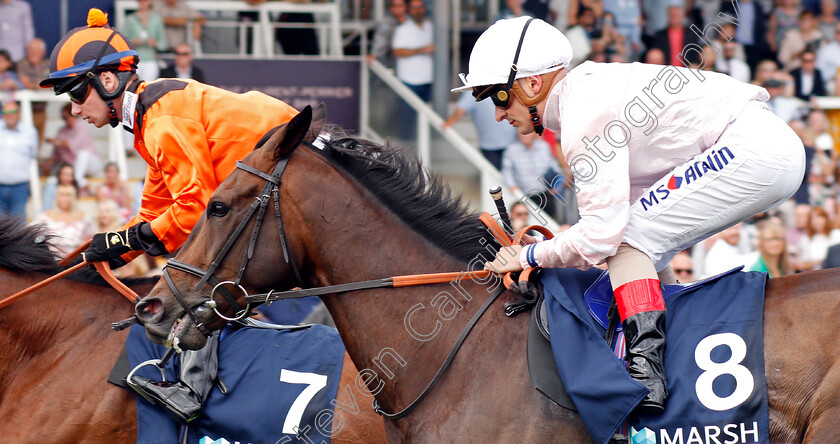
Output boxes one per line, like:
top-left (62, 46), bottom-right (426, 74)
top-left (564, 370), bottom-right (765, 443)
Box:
top-left (39, 9), bottom-right (138, 94)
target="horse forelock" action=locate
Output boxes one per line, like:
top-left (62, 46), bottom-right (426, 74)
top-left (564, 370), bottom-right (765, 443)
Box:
top-left (313, 135), bottom-right (500, 263)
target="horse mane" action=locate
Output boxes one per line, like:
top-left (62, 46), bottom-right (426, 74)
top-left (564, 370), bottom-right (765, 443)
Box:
top-left (0, 215), bottom-right (158, 287)
top-left (317, 134), bottom-right (500, 263)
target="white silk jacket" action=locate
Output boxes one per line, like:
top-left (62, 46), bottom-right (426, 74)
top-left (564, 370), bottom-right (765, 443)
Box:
top-left (522, 61), bottom-right (769, 270)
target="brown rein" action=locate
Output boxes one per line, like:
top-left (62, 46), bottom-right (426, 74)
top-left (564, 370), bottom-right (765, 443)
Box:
top-left (240, 213), bottom-right (548, 305)
top-left (0, 240), bottom-right (141, 310)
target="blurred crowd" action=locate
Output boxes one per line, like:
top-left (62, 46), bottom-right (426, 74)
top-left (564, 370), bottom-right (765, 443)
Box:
top-left (2, 0), bottom-right (840, 277)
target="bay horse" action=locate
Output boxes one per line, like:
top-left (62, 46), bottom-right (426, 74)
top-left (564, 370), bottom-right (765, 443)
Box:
top-left (0, 217), bottom-right (385, 443)
top-left (136, 107), bottom-right (840, 443)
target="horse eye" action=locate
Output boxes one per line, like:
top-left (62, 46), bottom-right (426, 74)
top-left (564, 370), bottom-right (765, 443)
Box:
top-left (208, 202), bottom-right (229, 217)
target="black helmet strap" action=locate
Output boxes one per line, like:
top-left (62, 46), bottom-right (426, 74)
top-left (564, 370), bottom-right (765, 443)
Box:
top-left (85, 30), bottom-right (133, 128)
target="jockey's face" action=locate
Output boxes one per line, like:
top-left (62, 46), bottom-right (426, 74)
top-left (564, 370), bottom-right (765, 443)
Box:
top-left (70, 71), bottom-right (121, 128)
top-left (494, 86), bottom-right (535, 135)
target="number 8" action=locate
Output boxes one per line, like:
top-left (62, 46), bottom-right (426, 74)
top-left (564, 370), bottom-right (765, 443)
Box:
top-left (694, 333), bottom-right (754, 411)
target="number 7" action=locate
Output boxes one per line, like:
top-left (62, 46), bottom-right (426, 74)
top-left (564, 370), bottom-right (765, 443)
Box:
top-left (279, 369), bottom-right (328, 434)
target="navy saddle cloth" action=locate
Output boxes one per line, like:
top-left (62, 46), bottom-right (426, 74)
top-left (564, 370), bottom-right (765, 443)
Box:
top-left (127, 322), bottom-right (345, 444)
top-left (541, 267), bottom-right (770, 444)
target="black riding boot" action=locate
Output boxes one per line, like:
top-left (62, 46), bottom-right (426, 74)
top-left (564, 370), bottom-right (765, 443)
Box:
top-left (130, 332), bottom-right (219, 424)
top-left (623, 310), bottom-right (667, 412)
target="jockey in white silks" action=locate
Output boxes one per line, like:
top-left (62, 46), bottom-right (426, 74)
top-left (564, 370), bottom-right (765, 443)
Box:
top-left (465, 16), bottom-right (805, 412)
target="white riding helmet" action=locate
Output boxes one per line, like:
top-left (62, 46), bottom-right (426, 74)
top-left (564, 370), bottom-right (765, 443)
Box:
top-left (453, 16), bottom-right (573, 94)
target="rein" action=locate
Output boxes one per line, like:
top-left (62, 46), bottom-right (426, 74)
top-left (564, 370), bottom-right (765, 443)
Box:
top-left (0, 241), bottom-right (140, 310)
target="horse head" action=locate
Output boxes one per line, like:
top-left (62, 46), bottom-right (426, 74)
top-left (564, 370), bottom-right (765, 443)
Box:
top-left (136, 104), bottom-right (327, 350)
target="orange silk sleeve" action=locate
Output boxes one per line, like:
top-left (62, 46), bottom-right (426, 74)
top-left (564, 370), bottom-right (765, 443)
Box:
top-left (136, 115), bottom-right (218, 252)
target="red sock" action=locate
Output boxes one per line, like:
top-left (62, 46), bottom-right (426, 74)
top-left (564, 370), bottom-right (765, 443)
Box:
top-left (614, 279), bottom-right (664, 321)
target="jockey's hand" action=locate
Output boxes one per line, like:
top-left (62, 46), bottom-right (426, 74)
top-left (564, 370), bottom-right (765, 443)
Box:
top-left (484, 244), bottom-right (524, 274)
top-left (83, 228), bottom-right (136, 266)
top-left (83, 222), bottom-right (168, 268)
top-left (520, 233), bottom-right (538, 244)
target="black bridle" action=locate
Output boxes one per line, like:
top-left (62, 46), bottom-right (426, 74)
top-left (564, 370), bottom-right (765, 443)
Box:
top-left (162, 155), bottom-right (302, 337)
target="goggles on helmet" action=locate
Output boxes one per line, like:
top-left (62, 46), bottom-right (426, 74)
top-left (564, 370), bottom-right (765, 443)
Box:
top-left (472, 84), bottom-right (513, 109)
top-left (62, 75), bottom-right (92, 104)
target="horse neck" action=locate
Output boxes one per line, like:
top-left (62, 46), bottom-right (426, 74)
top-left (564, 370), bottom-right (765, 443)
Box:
top-left (0, 272), bottom-right (140, 397)
top-left (292, 165), bottom-right (499, 416)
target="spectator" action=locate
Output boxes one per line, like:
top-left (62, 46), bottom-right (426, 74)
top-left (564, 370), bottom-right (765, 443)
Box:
top-left (817, 0), bottom-right (838, 41)
top-left (44, 103), bottom-right (102, 189)
top-left (442, 91), bottom-right (518, 170)
top-left (765, 78), bottom-right (803, 123)
top-left (777, 10), bottom-right (825, 71)
top-left (16, 38), bottom-right (50, 147)
top-left (769, 0), bottom-right (804, 55)
top-left (155, 0), bottom-right (205, 52)
top-left (602, 0), bottom-right (642, 57)
top-left (790, 49), bottom-right (827, 99)
top-left (510, 201), bottom-right (530, 234)
top-left (690, 44), bottom-right (718, 71)
top-left (42, 163), bottom-right (82, 211)
top-left (721, 0), bottom-right (769, 73)
top-left (670, 250), bottom-right (694, 283)
top-left (808, 109), bottom-right (835, 153)
top-left (95, 162), bottom-right (134, 219)
top-left (159, 43), bottom-right (205, 82)
top-left (789, 120), bottom-right (816, 204)
top-left (816, 23), bottom-right (840, 93)
top-left (576, 4), bottom-right (625, 62)
top-left (496, 0), bottom-right (536, 22)
top-left (393, 0), bottom-right (433, 100)
top-left (745, 221), bottom-right (792, 277)
top-left (0, 101), bottom-right (37, 219)
top-left (366, 0), bottom-right (407, 67)
top-left (704, 223), bottom-right (748, 277)
top-left (274, 0), bottom-right (320, 56)
top-left (640, 0), bottom-right (669, 49)
top-left (797, 205), bottom-right (836, 268)
top-left (787, 202), bottom-right (811, 252)
top-left (751, 59), bottom-right (780, 86)
top-left (0, 0), bottom-right (33, 63)
top-left (392, 0), bottom-right (433, 138)
top-left (651, 5), bottom-right (702, 67)
top-left (596, 12), bottom-right (629, 62)
top-left (643, 47), bottom-right (666, 65)
top-left (123, 0), bottom-right (168, 81)
top-left (0, 50), bottom-right (23, 92)
top-left (501, 131), bottom-right (564, 220)
top-left (716, 39), bottom-right (752, 83)
top-left (523, 0), bottom-right (552, 22)
top-left (807, 110), bottom-right (837, 202)
top-left (31, 184), bottom-right (96, 256)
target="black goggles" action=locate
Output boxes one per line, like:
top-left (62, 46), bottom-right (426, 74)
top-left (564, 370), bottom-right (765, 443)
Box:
top-left (472, 84), bottom-right (512, 108)
top-left (56, 75), bottom-right (92, 105)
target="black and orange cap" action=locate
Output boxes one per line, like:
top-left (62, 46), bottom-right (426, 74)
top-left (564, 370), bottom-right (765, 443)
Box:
top-left (40, 9), bottom-right (138, 90)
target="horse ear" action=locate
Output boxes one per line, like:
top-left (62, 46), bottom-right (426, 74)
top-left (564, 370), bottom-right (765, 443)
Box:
top-left (270, 105), bottom-right (313, 160)
top-left (304, 102), bottom-right (327, 143)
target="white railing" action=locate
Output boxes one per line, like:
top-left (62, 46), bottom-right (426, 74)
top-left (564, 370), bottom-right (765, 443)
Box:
top-left (363, 60), bottom-right (561, 232)
top-left (115, 0), bottom-right (343, 58)
top-left (0, 90), bottom-right (128, 215)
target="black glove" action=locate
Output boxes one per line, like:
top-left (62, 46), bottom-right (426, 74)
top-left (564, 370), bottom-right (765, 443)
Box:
top-left (83, 223), bottom-right (168, 268)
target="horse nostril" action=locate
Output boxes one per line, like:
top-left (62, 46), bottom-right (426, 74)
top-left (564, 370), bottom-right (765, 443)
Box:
top-left (138, 299), bottom-right (163, 316)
